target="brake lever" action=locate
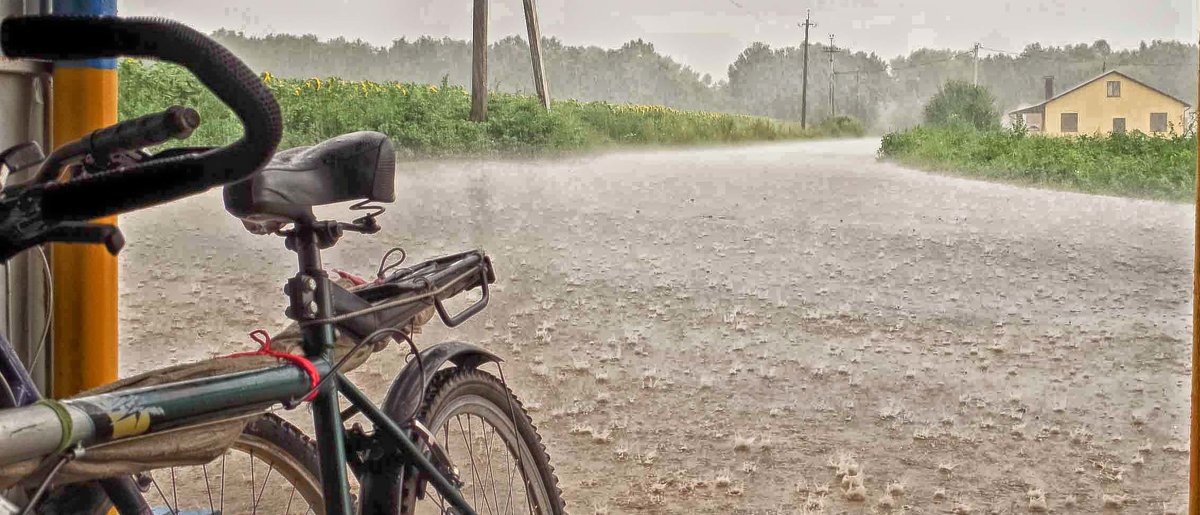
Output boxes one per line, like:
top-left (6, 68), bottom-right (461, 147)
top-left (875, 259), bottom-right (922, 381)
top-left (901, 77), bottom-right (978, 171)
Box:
top-left (0, 197), bottom-right (126, 258)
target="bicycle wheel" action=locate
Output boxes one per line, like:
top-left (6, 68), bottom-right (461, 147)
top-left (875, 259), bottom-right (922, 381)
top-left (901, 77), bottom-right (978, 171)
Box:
top-left (143, 413), bottom-right (323, 514)
top-left (368, 367), bottom-right (565, 515)
top-left (53, 413), bottom-right (325, 515)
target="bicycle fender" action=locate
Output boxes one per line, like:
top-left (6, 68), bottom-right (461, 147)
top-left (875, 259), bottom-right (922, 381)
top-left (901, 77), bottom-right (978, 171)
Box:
top-left (380, 341), bottom-right (502, 423)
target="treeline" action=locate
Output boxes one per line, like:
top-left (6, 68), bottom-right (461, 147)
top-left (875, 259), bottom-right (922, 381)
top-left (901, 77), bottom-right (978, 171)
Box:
top-left (210, 30), bottom-right (1198, 131)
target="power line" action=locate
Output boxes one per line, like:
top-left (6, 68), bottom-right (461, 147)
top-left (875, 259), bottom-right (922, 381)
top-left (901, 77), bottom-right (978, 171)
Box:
top-left (981, 46), bottom-right (1019, 55)
top-left (888, 55), bottom-right (967, 73)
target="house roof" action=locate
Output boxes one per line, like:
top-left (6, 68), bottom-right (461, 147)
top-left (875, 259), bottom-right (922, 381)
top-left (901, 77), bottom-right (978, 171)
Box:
top-left (1009, 102), bottom-right (1043, 115)
top-left (1006, 70), bottom-right (1191, 115)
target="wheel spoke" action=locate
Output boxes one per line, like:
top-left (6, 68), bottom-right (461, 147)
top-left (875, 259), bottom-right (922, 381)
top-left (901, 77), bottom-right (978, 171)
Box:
top-left (148, 473), bottom-right (176, 515)
top-left (170, 467), bottom-right (178, 512)
top-left (202, 463), bottom-right (216, 515)
top-left (459, 415), bottom-right (479, 511)
top-left (250, 448), bottom-right (256, 515)
top-left (441, 421), bottom-right (452, 512)
top-left (285, 484), bottom-right (297, 515)
top-left (220, 451), bottom-right (227, 514)
top-left (504, 434), bottom-right (516, 515)
top-left (483, 419), bottom-right (501, 514)
top-left (458, 414), bottom-right (494, 514)
top-left (254, 462), bottom-right (275, 511)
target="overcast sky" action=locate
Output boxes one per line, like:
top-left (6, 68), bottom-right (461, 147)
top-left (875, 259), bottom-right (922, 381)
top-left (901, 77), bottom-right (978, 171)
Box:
top-left (121, 0), bottom-right (1198, 78)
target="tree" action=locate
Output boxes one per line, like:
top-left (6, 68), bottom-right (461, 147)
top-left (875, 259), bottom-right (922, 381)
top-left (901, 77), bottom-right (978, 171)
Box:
top-left (922, 80), bottom-right (1000, 130)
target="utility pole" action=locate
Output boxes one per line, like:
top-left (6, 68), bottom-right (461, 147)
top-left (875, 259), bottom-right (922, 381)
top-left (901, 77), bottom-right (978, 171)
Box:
top-left (972, 42), bottom-right (980, 86)
top-left (798, 10), bottom-right (815, 129)
top-left (854, 70), bottom-right (862, 119)
top-left (470, 0), bottom-right (489, 121)
top-left (823, 34), bottom-right (840, 117)
top-left (522, 0), bottom-right (551, 109)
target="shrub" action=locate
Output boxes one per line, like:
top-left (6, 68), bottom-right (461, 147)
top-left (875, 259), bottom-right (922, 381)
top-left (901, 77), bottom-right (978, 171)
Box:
top-left (922, 81), bottom-right (1001, 131)
top-left (817, 116), bottom-right (866, 137)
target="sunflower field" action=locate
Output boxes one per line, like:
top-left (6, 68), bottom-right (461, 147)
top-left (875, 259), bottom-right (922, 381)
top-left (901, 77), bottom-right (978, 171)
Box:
top-left (118, 60), bottom-right (862, 155)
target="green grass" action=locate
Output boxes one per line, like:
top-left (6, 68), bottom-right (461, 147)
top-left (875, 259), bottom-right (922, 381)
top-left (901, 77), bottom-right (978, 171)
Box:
top-left (878, 125), bottom-right (1197, 201)
top-left (119, 60), bottom-right (863, 156)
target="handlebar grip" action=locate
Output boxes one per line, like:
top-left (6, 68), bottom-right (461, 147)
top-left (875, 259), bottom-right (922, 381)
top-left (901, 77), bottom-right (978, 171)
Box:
top-left (87, 106), bottom-right (200, 157)
top-left (0, 16), bottom-right (281, 221)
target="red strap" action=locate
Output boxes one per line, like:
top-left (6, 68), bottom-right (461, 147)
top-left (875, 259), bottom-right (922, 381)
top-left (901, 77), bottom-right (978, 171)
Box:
top-left (225, 329), bottom-right (320, 402)
top-left (333, 268), bottom-right (368, 286)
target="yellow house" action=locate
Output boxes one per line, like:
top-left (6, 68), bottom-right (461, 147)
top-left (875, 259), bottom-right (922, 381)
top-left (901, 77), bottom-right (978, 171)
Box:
top-left (1008, 70), bottom-right (1190, 136)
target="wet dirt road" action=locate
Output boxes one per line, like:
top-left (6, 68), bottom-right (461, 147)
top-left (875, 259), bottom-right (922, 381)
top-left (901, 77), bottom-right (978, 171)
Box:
top-left (121, 138), bottom-right (1193, 513)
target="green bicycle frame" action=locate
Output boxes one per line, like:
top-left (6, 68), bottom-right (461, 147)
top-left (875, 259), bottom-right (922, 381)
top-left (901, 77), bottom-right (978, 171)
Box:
top-left (0, 355), bottom-right (478, 515)
top-left (0, 220), bottom-right (481, 515)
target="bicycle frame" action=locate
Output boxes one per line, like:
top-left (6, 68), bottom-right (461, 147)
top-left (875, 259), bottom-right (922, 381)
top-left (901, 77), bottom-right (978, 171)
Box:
top-left (0, 221), bottom-right (482, 515)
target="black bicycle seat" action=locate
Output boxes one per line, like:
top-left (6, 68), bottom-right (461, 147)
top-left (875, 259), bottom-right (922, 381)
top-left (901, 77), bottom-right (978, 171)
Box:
top-left (224, 131), bottom-right (395, 224)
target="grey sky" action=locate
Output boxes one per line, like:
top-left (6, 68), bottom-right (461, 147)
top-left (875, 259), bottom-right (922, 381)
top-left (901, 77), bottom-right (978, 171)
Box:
top-left (121, 0), bottom-right (1197, 78)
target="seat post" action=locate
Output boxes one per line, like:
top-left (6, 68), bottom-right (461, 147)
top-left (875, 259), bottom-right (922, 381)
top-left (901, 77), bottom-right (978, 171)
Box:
top-left (286, 224), bottom-right (332, 359)
top-left (284, 222), bottom-right (354, 515)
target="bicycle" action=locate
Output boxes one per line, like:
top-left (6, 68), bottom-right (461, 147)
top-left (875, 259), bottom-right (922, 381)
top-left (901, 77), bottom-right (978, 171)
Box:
top-left (0, 15), bottom-right (564, 515)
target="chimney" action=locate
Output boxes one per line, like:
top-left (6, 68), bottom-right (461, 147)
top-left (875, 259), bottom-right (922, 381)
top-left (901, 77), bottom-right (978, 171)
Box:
top-left (1044, 76), bottom-right (1054, 100)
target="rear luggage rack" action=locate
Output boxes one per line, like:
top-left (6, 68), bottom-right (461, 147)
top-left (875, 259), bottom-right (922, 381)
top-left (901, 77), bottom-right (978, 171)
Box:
top-left (307, 250), bottom-right (495, 331)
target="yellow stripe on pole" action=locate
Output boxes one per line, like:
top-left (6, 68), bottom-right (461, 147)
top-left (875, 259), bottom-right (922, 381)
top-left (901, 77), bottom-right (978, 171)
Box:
top-left (50, 67), bottom-right (119, 398)
top-left (1191, 27), bottom-right (1199, 515)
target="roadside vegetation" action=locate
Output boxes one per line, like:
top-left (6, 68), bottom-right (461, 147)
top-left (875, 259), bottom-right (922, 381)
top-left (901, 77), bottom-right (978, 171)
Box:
top-left (878, 81), bottom-right (1197, 201)
top-left (211, 30), bottom-right (1197, 132)
top-left (119, 60), bottom-right (863, 155)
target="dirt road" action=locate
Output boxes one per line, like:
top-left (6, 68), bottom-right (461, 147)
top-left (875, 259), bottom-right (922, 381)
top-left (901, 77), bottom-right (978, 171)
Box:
top-left (119, 138), bottom-right (1193, 513)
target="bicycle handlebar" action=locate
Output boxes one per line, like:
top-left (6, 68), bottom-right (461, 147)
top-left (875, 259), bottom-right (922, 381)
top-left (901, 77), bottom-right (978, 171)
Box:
top-left (0, 16), bottom-right (281, 221)
top-left (34, 106), bottom-right (201, 184)
top-left (90, 105), bottom-right (201, 159)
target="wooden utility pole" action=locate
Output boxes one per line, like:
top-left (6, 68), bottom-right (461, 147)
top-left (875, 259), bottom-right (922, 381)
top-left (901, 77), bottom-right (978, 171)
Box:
top-left (972, 42), bottom-right (981, 86)
top-left (824, 34), bottom-right (840, 117)
top-left (523, 0), bottom-right (551, 109)
top-left (470, 0), bottom-right (489, 121)
top-left (798, 10), bottom-right (815, 129)
top-left (471, 0), bottom-right (551, 121)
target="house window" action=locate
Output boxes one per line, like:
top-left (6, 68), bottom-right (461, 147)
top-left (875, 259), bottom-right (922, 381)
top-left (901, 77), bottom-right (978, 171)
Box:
top-left (1112, 118), bottom-right (1126, 133)
top-left (1061, 113), bottom-right (1078, 133)
top-left (1107, 81), bottom-right (1121, 97)
top-left (1151, 112), bottom-right (1168, 133)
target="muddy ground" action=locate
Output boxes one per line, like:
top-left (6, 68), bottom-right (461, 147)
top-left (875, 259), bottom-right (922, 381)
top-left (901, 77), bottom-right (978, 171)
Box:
top-left (119, 138), bottom-right (1193, 513)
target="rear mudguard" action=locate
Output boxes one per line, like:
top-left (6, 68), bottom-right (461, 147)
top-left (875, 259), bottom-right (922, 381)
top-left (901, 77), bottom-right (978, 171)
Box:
top-left (380, 340), bottom-right (503, 429)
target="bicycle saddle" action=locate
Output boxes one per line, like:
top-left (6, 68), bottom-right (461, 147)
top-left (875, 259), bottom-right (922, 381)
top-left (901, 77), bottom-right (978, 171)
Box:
top-left (224, 131), bottom-right (395, 224)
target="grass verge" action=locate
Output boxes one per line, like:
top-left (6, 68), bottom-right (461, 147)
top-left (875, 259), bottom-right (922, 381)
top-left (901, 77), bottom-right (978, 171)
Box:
top-left (878, 125), bottom-right (1197, 202)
